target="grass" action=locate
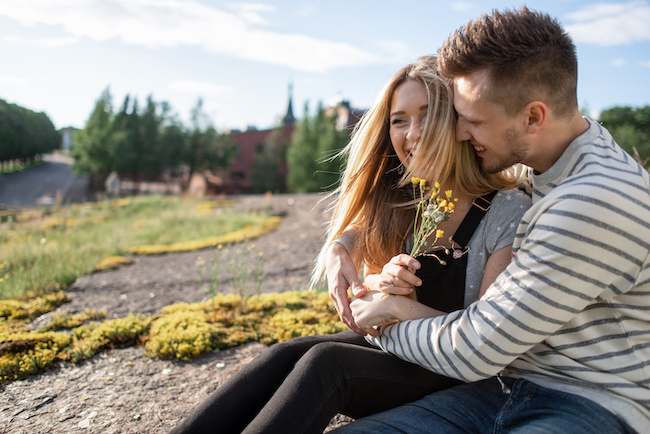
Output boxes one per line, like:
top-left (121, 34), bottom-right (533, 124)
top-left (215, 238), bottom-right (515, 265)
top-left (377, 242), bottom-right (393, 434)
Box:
top-left (0, 193), bottom-right (344, 383)
top-left (0, 159), bottom-right (43, 176)
top-left (0, 195), bottom-right (275, 299)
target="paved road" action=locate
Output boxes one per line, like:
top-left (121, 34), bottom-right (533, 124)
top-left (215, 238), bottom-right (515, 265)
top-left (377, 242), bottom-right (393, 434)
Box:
top-left (0, 154), bottom-right (92, 208)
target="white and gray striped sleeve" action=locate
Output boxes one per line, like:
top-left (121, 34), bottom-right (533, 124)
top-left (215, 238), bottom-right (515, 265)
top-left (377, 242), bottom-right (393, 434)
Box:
top-left (367, 181), bottom-right (650, 381)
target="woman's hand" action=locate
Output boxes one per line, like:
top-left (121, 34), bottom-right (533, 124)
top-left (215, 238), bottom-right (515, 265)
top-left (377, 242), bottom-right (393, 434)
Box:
top-left (366, 254), bottom-right (422, 296)
top-left (326, 242), bottom-right (366, 334)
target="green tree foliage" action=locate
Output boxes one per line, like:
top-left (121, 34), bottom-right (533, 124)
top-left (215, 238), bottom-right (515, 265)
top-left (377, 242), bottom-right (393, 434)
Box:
top-left (70, 88), bottom-right (115, 178)
top-left (70, 90), bottom-right (236, 190)
top-left (600, 105), bottom-right (650, 166)
top-left (287, 102), bottom-right (348, 193)
top-left (0, 99), bottom-right (59, 167)
top-left (250, 126), bottom-right (290, 194)
top-left (181, 99), bottom-right (238, 184)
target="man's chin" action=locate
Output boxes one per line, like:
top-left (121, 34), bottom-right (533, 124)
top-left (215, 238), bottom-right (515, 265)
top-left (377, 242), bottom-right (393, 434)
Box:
top-left (481, 159), bottom-right (509, 174)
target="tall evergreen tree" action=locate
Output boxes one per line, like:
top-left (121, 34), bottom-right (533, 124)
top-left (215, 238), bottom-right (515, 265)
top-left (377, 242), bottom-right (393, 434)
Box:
top-left (70, 88), bottom-right (116, 180)
top-left (287, 103), bottom-right (318, 193)
top-left (139, 95), bottom-right (164, 177)
top-left (287, 102), bottom-right (347, 193)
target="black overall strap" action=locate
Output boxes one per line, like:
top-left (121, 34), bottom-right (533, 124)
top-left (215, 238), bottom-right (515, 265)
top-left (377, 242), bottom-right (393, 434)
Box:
top-left (414, 190), bottom-right (498, 313)
top-left (450, 190), bottom-right (498, 252)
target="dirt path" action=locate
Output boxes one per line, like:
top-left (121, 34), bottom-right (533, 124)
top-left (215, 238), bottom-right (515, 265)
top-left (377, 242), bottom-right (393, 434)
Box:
top-left (0, 193), bottom-right (350, 433)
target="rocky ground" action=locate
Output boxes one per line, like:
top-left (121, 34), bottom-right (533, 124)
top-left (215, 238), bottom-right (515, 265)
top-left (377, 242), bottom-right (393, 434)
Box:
top-left (0, 193), bottom-right (352, 433)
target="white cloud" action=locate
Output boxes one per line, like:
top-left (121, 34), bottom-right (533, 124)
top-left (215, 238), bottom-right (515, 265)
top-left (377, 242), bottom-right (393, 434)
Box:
top-left (169, 79), bottom-right (233, 96)
top-left (565, 1), bottom-right (650, 46)
top-left (641, 60), bottom-right (650, 67)
top-left (0, 0), bottom-right (381, 72)
top-left (450, 2), bottom-right (475, 12)
top-left (3, 34), bottom-right (23, 42)
top-left (0, 75), bottom-right (27, 85)
top-left (612, 58), bottom-right (626, 66)
top-left (231, 3), bottom-right (275, 26)
top-left (37, 36), bottom-right (78, 47)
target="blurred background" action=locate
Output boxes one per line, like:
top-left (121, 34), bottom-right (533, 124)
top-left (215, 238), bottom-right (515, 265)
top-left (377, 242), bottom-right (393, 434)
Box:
top-left (1, 0), bottom-right (649, 203)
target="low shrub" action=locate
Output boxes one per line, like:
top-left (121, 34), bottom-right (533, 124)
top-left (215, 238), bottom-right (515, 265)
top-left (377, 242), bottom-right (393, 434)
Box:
top-left (146, 310), bottom-right (223, 361)
top-left (0, 290), bottom-right (344, 382)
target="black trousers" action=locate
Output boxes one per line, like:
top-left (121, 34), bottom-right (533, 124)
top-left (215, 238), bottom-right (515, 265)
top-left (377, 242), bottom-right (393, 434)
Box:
top-left (171, 331), bottom-right (462, 434)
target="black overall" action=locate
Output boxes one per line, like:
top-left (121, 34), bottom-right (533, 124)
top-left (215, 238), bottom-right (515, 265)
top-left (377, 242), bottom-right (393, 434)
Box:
top-left (415, 190), bottom-right (497, 312)
top-left (172, 191), bottom-right (498, 434)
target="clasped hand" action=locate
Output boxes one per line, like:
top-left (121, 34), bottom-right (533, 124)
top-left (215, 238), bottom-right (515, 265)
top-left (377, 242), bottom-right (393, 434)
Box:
top-left (350, 254), bottom-right (422, 337)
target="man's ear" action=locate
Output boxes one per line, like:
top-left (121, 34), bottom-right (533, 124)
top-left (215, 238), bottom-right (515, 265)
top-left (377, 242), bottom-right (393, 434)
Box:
top-left (524, 101), bottom-right (547, 134)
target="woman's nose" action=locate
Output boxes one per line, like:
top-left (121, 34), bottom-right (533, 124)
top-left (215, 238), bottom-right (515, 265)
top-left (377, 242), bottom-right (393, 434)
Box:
top-left (406, 121), bottom-right (422, 143)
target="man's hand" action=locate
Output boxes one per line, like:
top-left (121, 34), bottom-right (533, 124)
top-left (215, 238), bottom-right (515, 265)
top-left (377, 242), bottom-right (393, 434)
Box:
top-left (325, 242), bottom-right (366, 334)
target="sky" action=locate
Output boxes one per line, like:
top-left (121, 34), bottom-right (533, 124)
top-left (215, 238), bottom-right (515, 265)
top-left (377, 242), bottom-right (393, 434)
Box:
top-left (0, 0), bottom-right (649, 133)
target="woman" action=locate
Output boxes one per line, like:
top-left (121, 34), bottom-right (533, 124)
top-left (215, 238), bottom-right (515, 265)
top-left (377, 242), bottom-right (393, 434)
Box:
top-left (171, 56), bottom-right (530, 434)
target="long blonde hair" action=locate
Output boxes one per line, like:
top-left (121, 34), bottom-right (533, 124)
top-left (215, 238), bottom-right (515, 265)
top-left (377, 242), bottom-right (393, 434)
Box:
top-left (311, 55), bottom-right (520, 286)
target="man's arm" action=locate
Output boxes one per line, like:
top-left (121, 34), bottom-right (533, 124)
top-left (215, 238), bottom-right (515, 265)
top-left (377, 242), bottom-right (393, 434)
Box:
top-left (366, 192), bottom-right (646, 382)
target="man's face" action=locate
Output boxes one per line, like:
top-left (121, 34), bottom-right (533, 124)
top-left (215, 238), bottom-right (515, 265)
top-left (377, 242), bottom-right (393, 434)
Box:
top-left (453, 71), bottom-right (528, 173)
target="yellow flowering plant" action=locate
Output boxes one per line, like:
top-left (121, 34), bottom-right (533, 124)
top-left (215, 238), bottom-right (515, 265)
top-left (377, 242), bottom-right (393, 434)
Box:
top-left (410, 177), bottom-right (457, 265)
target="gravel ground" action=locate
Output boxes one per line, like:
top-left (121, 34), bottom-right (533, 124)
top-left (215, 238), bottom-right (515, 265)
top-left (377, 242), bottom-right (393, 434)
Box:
top-left (0, 193), bottom-right (353, 433)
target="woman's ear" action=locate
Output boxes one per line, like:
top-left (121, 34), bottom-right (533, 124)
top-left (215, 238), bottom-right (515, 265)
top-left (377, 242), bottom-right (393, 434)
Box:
top-left (524, 101), bottom-right (547, 134)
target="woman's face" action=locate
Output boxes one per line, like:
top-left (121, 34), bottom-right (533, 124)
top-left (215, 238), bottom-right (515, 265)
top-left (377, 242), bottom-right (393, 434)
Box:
top-left (389, 79), bottom-right (428, 170)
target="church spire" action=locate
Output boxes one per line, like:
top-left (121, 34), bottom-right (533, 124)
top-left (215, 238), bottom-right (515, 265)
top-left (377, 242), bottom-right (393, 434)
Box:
top-left (282, 82), bottom-right (295, 126)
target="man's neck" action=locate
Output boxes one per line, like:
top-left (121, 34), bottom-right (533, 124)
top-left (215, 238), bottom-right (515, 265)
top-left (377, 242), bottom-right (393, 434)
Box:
top-left (531, 113), bottom-right (589, 174)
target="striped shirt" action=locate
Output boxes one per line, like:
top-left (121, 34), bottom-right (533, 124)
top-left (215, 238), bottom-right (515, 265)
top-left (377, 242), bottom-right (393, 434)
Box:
top-left (368, 118), bottom-right (650, 432)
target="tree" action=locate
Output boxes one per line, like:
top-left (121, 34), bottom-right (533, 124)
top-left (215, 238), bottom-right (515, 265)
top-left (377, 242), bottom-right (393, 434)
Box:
top-left (313, 106), bottom-right (348, 190)
top-left (287, 102), bottom-right (347, 193)
top-left (287, 103), bottom-right (319, 193)
top-left (250, 126), bottom-right (289, 194)
top-left (110, 94), bottom-right (139, 175)
top-left (0, 99), bottom-right (59, 167)
top-left (70, 88), bottom-right (116, 181)
top-left (138, 95), bottom-right (165, 178)
top-left (181, 99), bottom-right (238, 185)
top-left (600, 105), bottom-right (650, 166)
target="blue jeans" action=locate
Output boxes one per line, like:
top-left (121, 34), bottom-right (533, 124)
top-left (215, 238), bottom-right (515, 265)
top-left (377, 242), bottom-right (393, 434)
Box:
top-left (332, 376), bottom-right (634, 433)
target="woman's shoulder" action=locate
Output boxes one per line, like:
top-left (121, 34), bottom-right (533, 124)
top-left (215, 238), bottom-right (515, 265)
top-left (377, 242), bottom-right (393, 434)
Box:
top-left (486, 189), bottom-right (532, 223)
top-left (493, 188), bottom-right (532, 209)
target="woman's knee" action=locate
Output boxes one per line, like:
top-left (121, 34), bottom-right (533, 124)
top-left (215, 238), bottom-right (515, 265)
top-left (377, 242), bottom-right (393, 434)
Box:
top-left (296, 342), bottom-right (352, 374)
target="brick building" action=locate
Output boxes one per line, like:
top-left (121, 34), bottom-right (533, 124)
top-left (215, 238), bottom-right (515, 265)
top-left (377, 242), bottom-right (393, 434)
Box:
top-left (220, 86), bottom-right (364, 195)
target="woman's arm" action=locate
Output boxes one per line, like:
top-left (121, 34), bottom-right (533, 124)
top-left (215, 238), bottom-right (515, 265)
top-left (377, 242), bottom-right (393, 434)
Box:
top-left (350, 290), bottom-right (446, 336)
top-left (478, 245), bottom-right (513, 298)
top-left (352, 244), bottom-right (515, 335)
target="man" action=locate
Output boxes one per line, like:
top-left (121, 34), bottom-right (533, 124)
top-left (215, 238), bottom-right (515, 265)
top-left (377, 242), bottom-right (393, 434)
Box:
top-left (328, 7), bottom-right (649, 432)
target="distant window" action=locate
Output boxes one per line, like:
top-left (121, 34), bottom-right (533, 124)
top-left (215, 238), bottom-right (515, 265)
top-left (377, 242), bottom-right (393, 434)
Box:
top-left (231, 171), bottom-right (246, 181)
top-left (255, 144), bottom-right (265, 155)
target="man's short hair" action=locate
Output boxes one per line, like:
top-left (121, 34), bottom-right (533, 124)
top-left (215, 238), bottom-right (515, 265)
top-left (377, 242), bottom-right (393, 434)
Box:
top-left (438, 6), bottom-right (578, 117)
